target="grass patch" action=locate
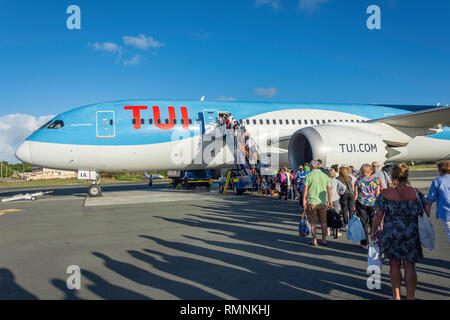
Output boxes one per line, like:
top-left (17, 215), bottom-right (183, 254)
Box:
top-left (408, 164), bottom-right (438, 172)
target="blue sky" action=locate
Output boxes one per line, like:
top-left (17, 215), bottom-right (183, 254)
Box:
top-left (1, 0), bottom-right (449, 118)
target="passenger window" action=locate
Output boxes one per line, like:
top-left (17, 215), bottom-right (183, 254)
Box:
top-left (180, 119), bottom-right (184, 125)
top-left (189, 119), bottom-right (193, 124)
top-left (259, 119), bottom-right (263, 125)
top-left (322, 120), bottom-right (326, 123)
top-left (149, 119), bottom-right (153, 125)
top-left (291, 119), bottom-right (295, 125)
top-left (141, 119), bottom-right (145, 125)
top-left (351, 119), bottom-right (354, 122)
top-left (110, 120), bottom-right (113, 125)
top-left (334, 120), bottom-right (337, 122)
top-left (273, 119), bottom-right (276, 125)
top-left (173, 119), bottom-right (177, 124)
top-left (340, 120), bottom-right (343, 122)
top-left (279, 119), bottom-right (283, 125)
top-left (328, 120), bottom-right (331, 123)
top-left (298, 120), bottom-right (301, 125)
top-left (316, 120), bottom-right (320, 124)
top-left (266, 119), bottom-right (270, 125)
top-left (310, 120), bottom-right (314, 125)
top-left (132, 119), bottom-right (137, 125)
top-left (253, 119), bottom-right (257, 125)
top-left (285, 120), bottom-right (289, 124)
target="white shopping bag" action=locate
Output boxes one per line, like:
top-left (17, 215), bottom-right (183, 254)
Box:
top-left (418, 214), bottom-right (435, 251)
top-left (415, 188), bottom-right (435, 251)
top-left (368, 244), bottom-right (382, 270)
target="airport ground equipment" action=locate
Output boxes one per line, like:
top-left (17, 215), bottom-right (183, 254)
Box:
top-left (218, 168), bottom-right (257, 195)
top-left (183, 170), bottom-right (213, 191)
top-left (1, 191), bottom-right (53, 203)
top-left (168, 170), bottom-right (184, 189)
top-left (222, 170), bottom-right (232, 195)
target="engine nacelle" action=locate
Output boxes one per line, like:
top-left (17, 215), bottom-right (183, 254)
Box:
top-left (288, 125), bottom-right (387, 170)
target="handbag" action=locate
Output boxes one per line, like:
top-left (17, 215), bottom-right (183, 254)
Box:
top-left (368, 242), bottom-right (382, 270)
top-left (298, 210), bottom-right (311, 237)
top-left (414, 188), bottom-right (435, 251)
top-left (347, 215), bottom-right (366, 243)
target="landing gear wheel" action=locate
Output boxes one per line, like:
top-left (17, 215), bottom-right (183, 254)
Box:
top-left (233, 184), bottom-right (239, 196)
top-left (219, 184), bottom-right (224, 193)
top-left (88, 184), bottom-right (102, 197)
top-left (31, 196), bottom-right (36, 201)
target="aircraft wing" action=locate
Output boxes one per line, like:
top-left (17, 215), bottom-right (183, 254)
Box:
top-left (368, 105), bottom-right (450, 128)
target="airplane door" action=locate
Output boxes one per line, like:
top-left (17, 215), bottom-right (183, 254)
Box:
top-left (96, 111), bottom-right (116, 138)
top-left (202, 109), bottom-right (219, 133)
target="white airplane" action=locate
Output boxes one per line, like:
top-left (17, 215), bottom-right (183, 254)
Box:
top-left (15, 100), bottom-right (450, 196)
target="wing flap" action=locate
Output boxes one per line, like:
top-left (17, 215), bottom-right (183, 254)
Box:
top-left (368, 105), bottom-right (450, 128)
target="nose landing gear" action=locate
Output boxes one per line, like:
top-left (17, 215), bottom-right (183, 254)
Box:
top-left (88, 184), bottom-right (102, 197)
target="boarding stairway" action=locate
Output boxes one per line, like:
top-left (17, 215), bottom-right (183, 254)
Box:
top-left (218, 124), bottom-right (265, 192)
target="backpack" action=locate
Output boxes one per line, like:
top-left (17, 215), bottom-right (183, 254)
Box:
top-left (327, 208), bottom-right (343, 229)
top-left (281, 173), bottom-right (286, 184)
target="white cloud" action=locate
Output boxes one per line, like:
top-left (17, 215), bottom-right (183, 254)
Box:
top-left (123, 34), bottom-right (164, 50)
top-left (0, 114), bottom-right (54, 163)
top-left (193, 32), bottom-right (210, 40)
top-left (88, 41), bottom-right (123, 62)
top-left (297, 0), bottom-right (330, 14)
top-left (255, 0), bottom-right (281, 10)
top-left (217, 96), bottom-right (237, 101)
top-left (253, 87), bottom-right (277, 98)
top-left (89, 41), bottom-right (122, 54)
top-left (123, 54), bottom-right (144, 66)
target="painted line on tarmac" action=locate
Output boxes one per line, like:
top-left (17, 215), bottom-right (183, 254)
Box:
top-left (0, 209), bottom-right (23, 216)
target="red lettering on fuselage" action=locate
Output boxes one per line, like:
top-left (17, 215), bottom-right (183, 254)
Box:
top-left (124, 106), bottom-right (148, 129)
top-left (123, 106), bottom-right (190, 130)
top-left (180, 106), bottom-right (189, 129)
top-left (153, 106), bottom-right (176, 130)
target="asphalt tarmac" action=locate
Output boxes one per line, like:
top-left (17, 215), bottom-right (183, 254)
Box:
top-left (0, 171), bottom-right (448, 300)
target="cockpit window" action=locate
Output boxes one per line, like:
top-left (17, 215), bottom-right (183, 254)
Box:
top-left (47, 120), bottom-right (64, 129)
top-left (39, 120), bottom-right (53, 130)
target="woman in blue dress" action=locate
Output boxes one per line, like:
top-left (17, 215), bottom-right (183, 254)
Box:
top-left (371, 163), bottom-right (430, 300)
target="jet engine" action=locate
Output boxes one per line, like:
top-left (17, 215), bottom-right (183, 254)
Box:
top-left (288, 125), bottom-right (387, 169)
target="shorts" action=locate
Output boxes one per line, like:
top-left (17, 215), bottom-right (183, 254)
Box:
top-left (306, 204), bottom-right (327, 225)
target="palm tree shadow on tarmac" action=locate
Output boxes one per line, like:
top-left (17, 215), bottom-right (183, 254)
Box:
top-left (0, 268), bottom-right (38, 300)
top-left (91, 252), bottom-right (223, 299)
top-left (60, 197), bottom-right (449, 300)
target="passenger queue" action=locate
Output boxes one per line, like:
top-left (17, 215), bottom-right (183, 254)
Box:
top-left (261, 159), bottom-right (450, 301)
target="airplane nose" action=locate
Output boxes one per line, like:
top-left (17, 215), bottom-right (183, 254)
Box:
top-left (15, 141), bottom-right (32, 164)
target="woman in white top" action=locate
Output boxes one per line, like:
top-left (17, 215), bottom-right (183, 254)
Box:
top-left (329, 168), bottom-right (347, 237)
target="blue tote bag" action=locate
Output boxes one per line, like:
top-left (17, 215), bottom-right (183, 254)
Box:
top-left (347, 215), bottom-right (366, 243)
